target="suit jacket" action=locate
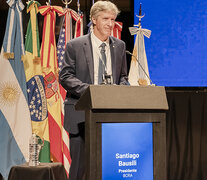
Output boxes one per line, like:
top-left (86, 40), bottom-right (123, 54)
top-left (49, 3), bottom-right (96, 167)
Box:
top-left (59, 33), bottom-right (128, 134)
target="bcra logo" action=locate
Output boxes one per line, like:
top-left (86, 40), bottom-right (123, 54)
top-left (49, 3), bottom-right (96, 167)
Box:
top-left (123, 173), bottom-right (133, 178)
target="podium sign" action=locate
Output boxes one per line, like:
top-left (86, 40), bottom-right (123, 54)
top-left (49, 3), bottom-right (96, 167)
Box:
top-left (102, 123), bottom-right (153, 180)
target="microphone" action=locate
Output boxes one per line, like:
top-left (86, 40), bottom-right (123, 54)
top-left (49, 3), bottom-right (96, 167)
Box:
top-left (99, 57), bottom-right (113, 85)
top-left (126, 50), bottom-right (155, 86)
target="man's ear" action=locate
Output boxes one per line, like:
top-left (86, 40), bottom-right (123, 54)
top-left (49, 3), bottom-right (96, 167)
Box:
top-left (92, 17), bottom-right (96, 25)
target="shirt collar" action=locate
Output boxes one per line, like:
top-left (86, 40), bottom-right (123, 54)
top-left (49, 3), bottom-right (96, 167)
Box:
top-left (91, 32), bottom-right (109, 49)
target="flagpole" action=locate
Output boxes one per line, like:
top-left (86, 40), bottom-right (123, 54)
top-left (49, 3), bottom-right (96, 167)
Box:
top-left (135, 3), bottom-right (145, 28)
top-left (77, 0), bottom-right (80, 14)
top-left (128, 3), bottom-right (152, 86)
top-left (138, 3), bottom-right (141, 84)
top-left (46, 0), bottom-right (51, 6)
top-left (77, 0), bottom-right (83, 15)
top-left (62, 0), bottom-right (72, 8)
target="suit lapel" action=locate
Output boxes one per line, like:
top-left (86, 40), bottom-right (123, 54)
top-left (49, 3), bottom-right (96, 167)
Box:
top-left (82, 35), bottom-right (117, 84)
top-left (109, 37), bottom-right (117, 84)
top-left (83, 34), bottom-right (94, 83)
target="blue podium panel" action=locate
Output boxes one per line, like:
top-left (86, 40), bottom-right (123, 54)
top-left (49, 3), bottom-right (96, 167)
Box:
top-left (102, 123), bottom-right (153, 180)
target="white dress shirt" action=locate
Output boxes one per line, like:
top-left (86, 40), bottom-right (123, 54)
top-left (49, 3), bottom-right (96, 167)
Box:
top-left (91, 32), bottom-right (112, 85)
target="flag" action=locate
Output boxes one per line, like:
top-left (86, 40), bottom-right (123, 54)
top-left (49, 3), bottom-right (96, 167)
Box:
top-left (57, 7), bottom-right (84, 176)
top-left (128, 27), bottom-right (151, 86)
top-left (39, 5), bottom-right (64, 163)
top-left (0, 0), bottom-right (32, 179)
top-left (59, 8), bottom-right (83, 41)
top-left (111, 21), bottom-right (123, 40)
top-left (23, 0), bottom-right (50, 162)
top-left (57, 20), bottom-right (70, 177)
top-left (74, 13), bottom-right (83, 38)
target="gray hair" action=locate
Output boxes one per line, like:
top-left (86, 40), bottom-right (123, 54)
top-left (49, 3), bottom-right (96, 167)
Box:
top-left (90, 1), bottom-right (120, 20)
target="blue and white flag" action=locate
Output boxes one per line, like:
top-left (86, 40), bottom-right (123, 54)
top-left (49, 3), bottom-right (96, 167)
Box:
top-left (128, 27), bottom-right (151, 86)
top-left (0, 0), bottom-right (32, 179)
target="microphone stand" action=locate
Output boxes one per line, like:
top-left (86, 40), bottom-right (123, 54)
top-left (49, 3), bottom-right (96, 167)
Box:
top-left (101, 74), bottom-right (112, 85)
top-left (126, 50), bottom-right (155, 86)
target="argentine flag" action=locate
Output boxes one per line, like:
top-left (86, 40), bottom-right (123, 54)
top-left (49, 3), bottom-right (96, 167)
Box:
top-left (0, 0), bottom-right (32, 179)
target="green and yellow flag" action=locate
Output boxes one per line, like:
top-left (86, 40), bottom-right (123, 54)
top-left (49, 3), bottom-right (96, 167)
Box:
top-left (24, 0), bottom-right (50, 162)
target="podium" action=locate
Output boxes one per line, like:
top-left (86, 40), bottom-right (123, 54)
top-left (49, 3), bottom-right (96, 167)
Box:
top-left (75, 85), bottom-right (168, 180)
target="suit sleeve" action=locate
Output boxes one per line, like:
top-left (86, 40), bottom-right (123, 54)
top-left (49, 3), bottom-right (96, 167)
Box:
top-left (59, 41), bottom-right (89, 98)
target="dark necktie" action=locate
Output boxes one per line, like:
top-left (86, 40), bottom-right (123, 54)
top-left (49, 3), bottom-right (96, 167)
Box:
top-left (98, 43), bottom-right (106, 84)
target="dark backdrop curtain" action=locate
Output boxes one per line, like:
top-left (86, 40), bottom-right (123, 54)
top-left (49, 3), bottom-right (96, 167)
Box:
top-left (1, 89), bottom-right (207, 180)
top-left (166, 89), bottom-right (207, 180)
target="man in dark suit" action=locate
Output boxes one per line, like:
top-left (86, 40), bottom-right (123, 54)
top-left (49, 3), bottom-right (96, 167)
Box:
top-left (59, 1), bottom-right (129, 179)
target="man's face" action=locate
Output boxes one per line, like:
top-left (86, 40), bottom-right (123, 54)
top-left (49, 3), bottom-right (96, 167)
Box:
top-left (92, 10), bottom-right (116, 41)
